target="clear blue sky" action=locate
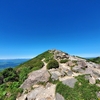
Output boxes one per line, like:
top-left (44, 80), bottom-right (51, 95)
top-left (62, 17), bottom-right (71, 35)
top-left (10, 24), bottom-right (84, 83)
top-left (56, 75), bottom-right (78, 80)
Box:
top-left (0, 0), bottom-right (100, 59)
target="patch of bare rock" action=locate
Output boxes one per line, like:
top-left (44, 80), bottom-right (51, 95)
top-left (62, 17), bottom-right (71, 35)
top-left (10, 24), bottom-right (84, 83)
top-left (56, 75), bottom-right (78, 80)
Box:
top-left (20, 68), bottom-right (50, 90)
top-left (17, 83), bottom-right (56, 100)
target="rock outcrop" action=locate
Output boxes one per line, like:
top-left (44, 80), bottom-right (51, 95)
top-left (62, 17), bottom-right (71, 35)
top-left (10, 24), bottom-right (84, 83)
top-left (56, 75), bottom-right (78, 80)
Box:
top-left (20, 69), bottom-right (50, 90)
top-left (17, 83), bottom-right (56, 100)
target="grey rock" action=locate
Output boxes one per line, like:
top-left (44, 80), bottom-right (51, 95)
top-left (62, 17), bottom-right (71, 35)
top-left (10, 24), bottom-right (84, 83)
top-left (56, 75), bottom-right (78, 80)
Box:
top-left (84, 67), bottom-right (92, 75)
top-left (53, 50), bottom-right (69, 59)
top-left (16, 94), bottom-right (27, 100)
top-left (62, 77), bottom-right (77, 88)
top-left (92, 69), bottom-right (100, 77)
top-left (50, 70), bottom-right (61, 80)
top-left (56, 93), bottom-right (64, 100)
top-left (66, 61), bottom-right (75, 67)
top-left (72, 66), bottom-right (84, 73)
top-left (27, 86), bottom-right (44, 100)
top-left (67, 70), bottom-right (73, 76)
top-left (77, 60), bottom-right (87, 67)
top-left (20, 69), bottom-right (50, 89)
top-left (51, 73), bottom-right (59, 80)
top-left (85, 75), bottom-right (91, 80)
top-left (96, 91), bottom-right (100, 98)
top-left (89, 76), bottom-right (96, 84)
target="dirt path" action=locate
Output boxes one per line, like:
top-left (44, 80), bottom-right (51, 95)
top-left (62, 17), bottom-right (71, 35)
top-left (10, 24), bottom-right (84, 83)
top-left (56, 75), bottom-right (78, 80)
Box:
top-left (41, 58), bottom-right (47, 70)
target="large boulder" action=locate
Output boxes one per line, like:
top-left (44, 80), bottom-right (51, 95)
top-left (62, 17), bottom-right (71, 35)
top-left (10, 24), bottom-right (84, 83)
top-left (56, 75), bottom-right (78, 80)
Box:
top-left (66, 61), bottom-right (76, 67)
top-left (92, 69), bottom-right (100, 77)
top-left (35, 83), bottom-right (56, 100)
top-left (62, 77), bottom-right (77, 88)
top-left (20, 69), bottom-right (50, 89)
top-left (77, 60), bottom-right (87, 70)
top-left (50, 71), bottom-right (61, 80)
top-left (27, 86), bottom-right (44, 100)
top-left (72, 66), bottom-right (84, 73)
top-left (18, 83), bottom-right (56, 100)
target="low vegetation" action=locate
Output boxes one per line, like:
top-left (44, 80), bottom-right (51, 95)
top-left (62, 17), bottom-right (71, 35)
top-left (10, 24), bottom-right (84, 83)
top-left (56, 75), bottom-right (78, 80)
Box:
top-left (60, 59), bottom-right (69, 63)
top-left (47, 59), bottom-right (59, 69)
top-left (87, 57), bottom-right (100, 64)
top-left (56, 75), bottom-right (100, 100)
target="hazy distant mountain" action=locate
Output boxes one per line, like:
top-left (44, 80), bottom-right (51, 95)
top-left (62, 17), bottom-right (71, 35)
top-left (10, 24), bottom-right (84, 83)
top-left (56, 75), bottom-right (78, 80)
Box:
top-left (0, 59), bottom-right (29, 70)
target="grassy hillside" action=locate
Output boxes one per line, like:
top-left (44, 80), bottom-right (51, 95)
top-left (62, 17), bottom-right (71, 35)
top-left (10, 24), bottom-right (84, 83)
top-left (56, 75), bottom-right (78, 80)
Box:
top-left (87, 57), bottom-right (100, 64)
top-left (0, 50), bottom-right (53, 100)
top-left (56, 75), bottom-right (100, 100)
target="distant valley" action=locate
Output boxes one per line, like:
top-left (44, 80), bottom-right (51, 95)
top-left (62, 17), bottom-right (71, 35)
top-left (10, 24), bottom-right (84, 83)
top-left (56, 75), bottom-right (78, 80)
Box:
top-left (0, 59), bottom-right (29, 70)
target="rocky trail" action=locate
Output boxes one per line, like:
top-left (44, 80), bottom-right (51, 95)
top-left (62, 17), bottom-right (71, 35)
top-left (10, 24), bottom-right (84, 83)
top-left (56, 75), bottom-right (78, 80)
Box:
top-left (16, 50), bottom-right (100, 100)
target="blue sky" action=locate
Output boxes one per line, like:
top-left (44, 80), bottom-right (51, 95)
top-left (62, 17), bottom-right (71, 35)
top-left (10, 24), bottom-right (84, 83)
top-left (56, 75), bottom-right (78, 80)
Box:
top-left (0, 0), bottom-right (100, 59)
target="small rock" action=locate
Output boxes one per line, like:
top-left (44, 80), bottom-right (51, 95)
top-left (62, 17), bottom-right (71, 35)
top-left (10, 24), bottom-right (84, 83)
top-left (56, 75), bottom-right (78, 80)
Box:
top-left (85, 75), bottom-right (91, 80)
top-left (56, 93), bottom-right (64, 100)
top-left (72, 66), bottom-right (84, 73)
top-left (96, 91), bottom-right (100, 98)
top-left (66, 70), bottom-right (73, 76)
top-left (89, 76), bottom-right (96, 84)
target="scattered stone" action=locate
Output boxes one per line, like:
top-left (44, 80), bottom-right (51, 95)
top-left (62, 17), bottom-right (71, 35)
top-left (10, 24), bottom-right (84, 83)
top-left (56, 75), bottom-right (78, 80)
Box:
top-left (66, 70), bottom-right (73, 76)
top-left (96, 91), bottom-right (100, 98)
top-left (53, 50), bottom-right (69, 60)
top-left (77, 60), bottom-right (87, 67)
top-left (49, 70), bottom-right (61, 80)
top-left (66, 61), bottom-right (76, 67)
top-left (85, 75), bottom-right (91, 80)
top-left (51, 73), bottom-right (59, 80)
top-left (89, 76), bottom-right (96, 84)
top-left (56, 93), bottom-right (64, 100)
top-left (16, 94), bottom-right (27, 100)
top-left (96, 84), bottom-right (100, 87)
top-left (27, 86), bottom-right (44, 100)
top-left (72, 66), bottom-right (84, 73)
top-left (92, 69), bottom-right (100, 77)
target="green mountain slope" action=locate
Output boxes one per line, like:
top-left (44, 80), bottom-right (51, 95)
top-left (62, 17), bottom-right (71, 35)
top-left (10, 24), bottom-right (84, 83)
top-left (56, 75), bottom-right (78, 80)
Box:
top-left (87, 57), bottom-right (100, 64)
top-left (0, 50), bottom-right (53, 100)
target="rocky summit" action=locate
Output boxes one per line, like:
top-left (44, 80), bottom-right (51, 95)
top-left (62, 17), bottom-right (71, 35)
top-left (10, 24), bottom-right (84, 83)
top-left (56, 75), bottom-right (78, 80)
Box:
top-left (0, 49), bottom-right (100, 100)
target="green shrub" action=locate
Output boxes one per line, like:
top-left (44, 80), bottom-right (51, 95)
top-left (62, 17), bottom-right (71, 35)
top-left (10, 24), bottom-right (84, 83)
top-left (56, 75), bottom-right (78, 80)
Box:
top-left (60, 59), bottom-right (69, 63)
top-left (2, 68), bottom-right (18, 82)
top-left (47, 59), bottom-right (59, 69)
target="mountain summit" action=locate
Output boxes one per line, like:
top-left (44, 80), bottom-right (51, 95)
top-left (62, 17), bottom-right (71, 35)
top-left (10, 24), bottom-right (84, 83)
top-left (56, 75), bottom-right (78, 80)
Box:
top-left (0, 49), bottom-right (100, 100)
